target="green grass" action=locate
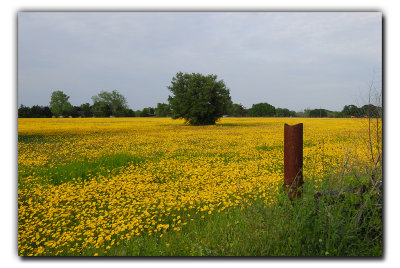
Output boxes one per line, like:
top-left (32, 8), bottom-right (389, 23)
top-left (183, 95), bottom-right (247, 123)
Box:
top-left (76, 168), bottom-right (382, 256)
top-left (256, 140), bottom-right (314, 151)
top-left (256, 144), bottom-right (283, 151)
top-left (18, 134), bottom-right (64, 144)
top-left (19, 152), bottom-right (146, 186)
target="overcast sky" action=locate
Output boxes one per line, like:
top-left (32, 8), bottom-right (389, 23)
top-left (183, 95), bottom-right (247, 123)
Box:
top-left (18, 12), bottom-right (382, 111)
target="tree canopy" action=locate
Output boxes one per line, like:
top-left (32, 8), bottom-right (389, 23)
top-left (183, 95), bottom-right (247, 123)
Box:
top-left (275, 108), bottom-right (296, 117)
top-left (155, 103), bottom-right (172, 117)
top-left (91, 90), bottom-right (129, 117)
top-left (80, 103), bottom-right (93, 117)
top-left (309, 108), bottom-right (328, 118)
top-left (49, 90), bottom-right (72, 116)
top-left (341, 105), bottom-right (360, 117)
top-left (229, 103), bottom-right (248, 117)
top-left (340, 104), bottom-right (381, 118)
top-left (248, 102), bottom-right (276, 117)
top-left (19, 105), bottom-right (52, 118)
top-left (167, 72), bottom-right (232, 125)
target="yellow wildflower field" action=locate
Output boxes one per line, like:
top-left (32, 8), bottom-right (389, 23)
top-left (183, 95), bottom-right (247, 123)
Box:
top-left (18, 117), bottom-right (379, 256)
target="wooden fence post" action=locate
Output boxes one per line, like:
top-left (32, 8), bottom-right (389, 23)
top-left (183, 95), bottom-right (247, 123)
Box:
top-left (284, 123), bottom-right (304, 201)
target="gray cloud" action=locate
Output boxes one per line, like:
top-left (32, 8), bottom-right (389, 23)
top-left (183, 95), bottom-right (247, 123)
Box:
top-left (18, 12), bottom-right (382, 111)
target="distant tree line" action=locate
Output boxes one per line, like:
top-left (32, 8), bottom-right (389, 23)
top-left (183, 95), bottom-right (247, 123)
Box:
top-left (298, 104), bottom-right (382, 118)
top-left (17, 75), bottom-right (381, 120)
top-left (18, 95), bottom-right (381, 119)
top-left (225, 103), bottom-right (381, 118)
top-left (18, 105), bottom-right (52, 118)
top-left (227, 103), bottom-right (296, 117)
top-left (18, 90), bottom-right (174, 118)
top-left (338, 104), bottom-right (382, 118)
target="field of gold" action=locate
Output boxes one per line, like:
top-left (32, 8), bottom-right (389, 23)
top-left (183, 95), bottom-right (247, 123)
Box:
top-left (18, 117), bottom-right (379, 256)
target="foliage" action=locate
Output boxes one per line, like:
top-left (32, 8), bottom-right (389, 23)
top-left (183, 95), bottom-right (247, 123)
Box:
top-left (342, 104), bottom-right (361, 117)
top-left (91, 90), bottom-right (129, 117)
top-left (49, 91), bottom-right (72, 117)
top-left (360, 104), bottom-right (381, 118)
top-left (341, 104), bottom-right (381, 118)
top-left (80, 103), bottom-right (93, 117)
top-left (140, 108), bottom-right (150, 117)
top-left (123, 108), bottom-right (136, 117)
top-left (228, 103), bottom-right (248, 117)
top-left (167, 72), bottom-right (232, 125)
top-left (18, 105), bottom-right (52, 118)
top-left (326, 110), bottom-right (342, 118)
top-left (155, 103), bottom-right (172, 117)
top-left (69, 106), bottom-right (82, 117)
top-left (136, 107), bottom-right (155, 117)
top-left (92, 100), bottom-right (112, 117)
top-left (309, 108), bottom-right (328, 118)
top-left (18, 105), bottom-right (31, 118)
top-left (248, 102), bottom-right (276, 117)
top-left (19, 86), bottom-right (382, 119)
top-left (275, 108), bottom-right (296, 117)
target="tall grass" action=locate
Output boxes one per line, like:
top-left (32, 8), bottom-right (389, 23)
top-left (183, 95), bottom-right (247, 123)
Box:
top-left (79, 168), bottom-right (382, 257)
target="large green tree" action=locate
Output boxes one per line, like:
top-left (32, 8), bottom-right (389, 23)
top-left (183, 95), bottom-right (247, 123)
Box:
top-left (167, 72), bottom-right (232, 125)
top-left (49, 90), bottom-right (72, 116)
top-left (91, 90), bottom-right (129, 117)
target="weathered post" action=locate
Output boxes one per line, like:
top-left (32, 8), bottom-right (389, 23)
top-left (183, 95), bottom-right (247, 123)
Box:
top-left (284, 123), bottom-right (304, 201)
